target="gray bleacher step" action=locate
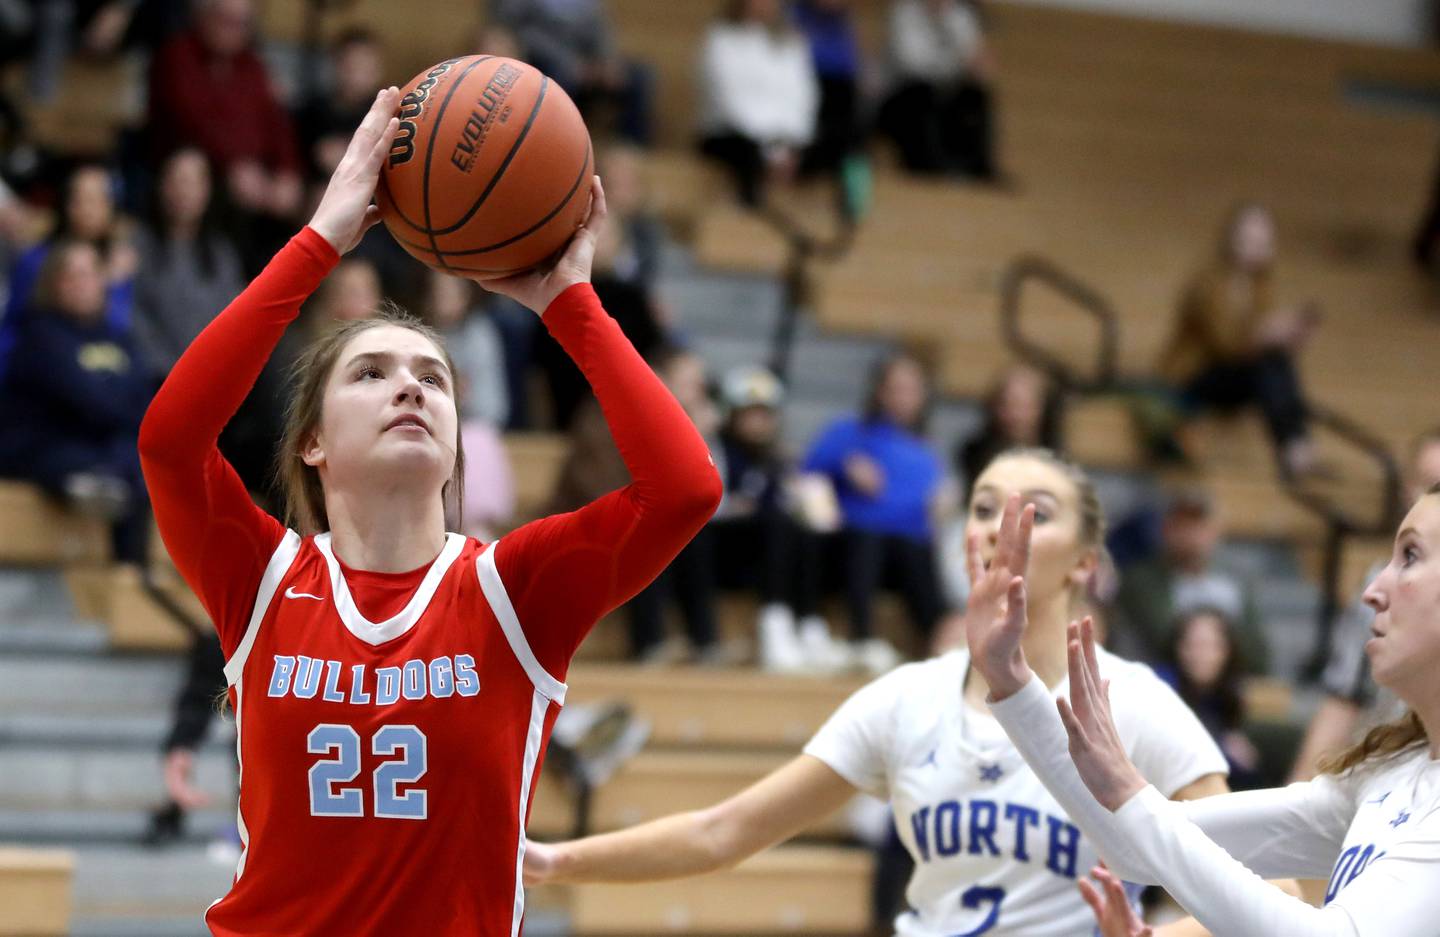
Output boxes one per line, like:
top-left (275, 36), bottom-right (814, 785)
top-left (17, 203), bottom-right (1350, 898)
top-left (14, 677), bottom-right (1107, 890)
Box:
top-left (0, 712), bottom-right (231, 750)
top-left (0, 621), bottom-right (110, 656)
top-left (663, 270), bottom-right (784, 339)
top-left (0, 567), bottom-right (84, 628)
top-left (71, 844), bottom-right (234, 922)
top-left (0, 807), bottom-right (234, 845)
top-left (0, 745), bottom-right (233, 811)
top-left (786, 333), bottom-right (894, 398)
top-left (0, 652), bottom-right (182, 714)
top-left (690, 333), bottom-right (774, 381)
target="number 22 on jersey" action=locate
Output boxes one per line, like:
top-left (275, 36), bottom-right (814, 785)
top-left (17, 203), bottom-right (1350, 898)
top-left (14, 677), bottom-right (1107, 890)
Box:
top-left (307, 724), bottom-right (429, 819)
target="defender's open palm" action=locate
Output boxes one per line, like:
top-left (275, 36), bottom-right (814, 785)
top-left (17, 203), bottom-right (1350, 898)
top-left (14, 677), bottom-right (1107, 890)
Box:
top-left (963, 494), bottom-right (1035, 699)
top-left (1079, 865), bottom-right (1153, 937)
top-left (309, 87), bottom-right (402, 255)
top-left (1057, 617), bottom-right (1147, 812)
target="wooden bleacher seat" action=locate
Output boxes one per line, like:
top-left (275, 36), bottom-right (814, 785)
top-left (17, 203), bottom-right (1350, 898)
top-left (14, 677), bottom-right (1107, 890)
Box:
top-left (531, 749), bottom-right (848, 840)
top-left (19, 58), bottom-right (138, 157)
top-left (0, 847), bottom-right (73, 937)
top-left (564, 664), bottom-right (865, 750)
top-left (562, 845), bottom-right (873, 935)
top-left (505, 432), bottom-right (569, 525)
top-left (0, 482), bottom-right (109, 566)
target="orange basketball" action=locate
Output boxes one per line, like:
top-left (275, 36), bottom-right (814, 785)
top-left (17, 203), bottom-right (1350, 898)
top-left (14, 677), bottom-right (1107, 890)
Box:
top-left (376, 55), bottom-right (593, 278)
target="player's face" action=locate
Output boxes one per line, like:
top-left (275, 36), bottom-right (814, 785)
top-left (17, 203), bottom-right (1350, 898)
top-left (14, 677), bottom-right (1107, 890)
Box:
top-left (306, 326), bottom-right (458, 495)
top-left (1363, 495), bottom-right (1440, 696)
top-left (967, 455), bottom-right (1094, 603)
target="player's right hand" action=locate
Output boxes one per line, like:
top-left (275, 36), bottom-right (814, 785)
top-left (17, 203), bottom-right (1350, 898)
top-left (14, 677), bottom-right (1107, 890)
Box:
top-left (308, 87), bottom-right (402, 255)
top-left (963, 493), bottom-right (1035, 700)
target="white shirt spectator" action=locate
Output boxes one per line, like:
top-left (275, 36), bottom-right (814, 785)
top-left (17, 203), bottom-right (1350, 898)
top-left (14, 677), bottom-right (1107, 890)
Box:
top-left (698, 21), bottom-right (819, 147)
top-left (889, 0), bottom-right (983, 85)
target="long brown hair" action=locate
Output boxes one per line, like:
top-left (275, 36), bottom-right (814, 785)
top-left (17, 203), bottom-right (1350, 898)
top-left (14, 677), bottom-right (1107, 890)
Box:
top-left (1321, 482), bottom-right (1440, 775)
top-left (275, 303), bottom-right (466, 536)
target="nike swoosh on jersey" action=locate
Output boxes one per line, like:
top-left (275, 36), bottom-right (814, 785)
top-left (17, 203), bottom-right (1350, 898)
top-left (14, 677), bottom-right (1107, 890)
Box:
top-left (284, 587), bottom-right (325, 601)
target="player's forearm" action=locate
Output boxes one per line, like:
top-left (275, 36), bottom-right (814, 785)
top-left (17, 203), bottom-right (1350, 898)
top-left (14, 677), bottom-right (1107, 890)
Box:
top-left (542, 284), bottom-right (722, 521)
top-left (548, 808), bottom-right (735, 883)
top-left (1155, 880), bottom-right (1304, 937)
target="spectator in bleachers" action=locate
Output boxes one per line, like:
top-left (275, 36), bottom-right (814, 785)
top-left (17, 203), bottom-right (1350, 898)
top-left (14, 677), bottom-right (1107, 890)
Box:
top-left (0, 240), bottom-right (151, 562)
top-left (596, 140), bottom-right (666, 287)
top-left (1289, 428), bottom-right (1440, 783)
top-left (1160, 202), bottom-right (1322, 478)
top-left (713, 365), bottom-right (841, 672)
top-left (295, 28), bottom-right (383, 185)
top-left (0, 161), bottom-right (137, 382)
top-left (1157, 606), bottom-right (1262, 790)
top-left (535, 220), bottom-right (668, 428)
top-left (311, 257), bottom-right (381, 325)
top-left (131, 147), bottom-right (243, 379)
top-left (147, 0), bottom-right (303, 262)
top-left (698, 0), bottom-right (819, 207)
top-left (493, 0), bottom-right (652, 144)
top-left (792, 0), bottom-right (863, 176)
top-left (624, 349), bottom-right (728, 663)
top-left (878, 0), bottom-right (998, 180)
top-left (473, 21), bottom-right (522, 59)
top-left (423, 269), bottom-right (508, 428)
top-left (1109, 485), bottom-right (1270, 675)
top-left (803, 351), bottom-right (946, 673)
top-left (955, 362), bottom-right (1062, 495)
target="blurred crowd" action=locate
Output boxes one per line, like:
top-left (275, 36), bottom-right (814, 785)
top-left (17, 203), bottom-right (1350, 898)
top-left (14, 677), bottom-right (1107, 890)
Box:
top-left (0, 0), bottom-right (1433, 897)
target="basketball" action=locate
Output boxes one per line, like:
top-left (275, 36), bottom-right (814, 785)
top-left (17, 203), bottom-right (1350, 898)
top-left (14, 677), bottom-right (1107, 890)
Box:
top-left (376, 55), bottom-right (593, 278)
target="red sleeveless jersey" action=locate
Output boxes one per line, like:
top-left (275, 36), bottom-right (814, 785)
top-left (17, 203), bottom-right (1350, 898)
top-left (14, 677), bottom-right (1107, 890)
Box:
top-left (204, 531), bottom-right (564, 937)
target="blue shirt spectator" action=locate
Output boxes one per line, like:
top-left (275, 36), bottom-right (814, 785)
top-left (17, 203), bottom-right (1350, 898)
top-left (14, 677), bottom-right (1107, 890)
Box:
top-left (803, 415), bottom-right (942, 539)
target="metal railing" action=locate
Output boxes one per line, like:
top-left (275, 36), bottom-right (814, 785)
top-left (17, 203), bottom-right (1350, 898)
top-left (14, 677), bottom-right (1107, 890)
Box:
top-left (998, 254), bottom-right (1403, 679)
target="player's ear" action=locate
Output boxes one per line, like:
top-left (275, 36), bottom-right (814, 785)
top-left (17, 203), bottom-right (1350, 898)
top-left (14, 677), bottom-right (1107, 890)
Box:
top-left (1067, 548), bottom-right (1099, 591)
top-left (300, 430), bottom-right (325, 468)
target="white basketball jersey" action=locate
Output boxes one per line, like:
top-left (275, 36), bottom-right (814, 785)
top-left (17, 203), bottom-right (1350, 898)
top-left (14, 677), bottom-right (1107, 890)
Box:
top-left (805, 648), bottom-right (1227, 937)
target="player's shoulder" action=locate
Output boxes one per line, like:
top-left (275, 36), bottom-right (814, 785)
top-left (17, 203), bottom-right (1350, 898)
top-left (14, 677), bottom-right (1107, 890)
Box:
top-left (848, 651), bottom-right (962, 713)
top-left (1094, 645), bottom-right (1175, 698)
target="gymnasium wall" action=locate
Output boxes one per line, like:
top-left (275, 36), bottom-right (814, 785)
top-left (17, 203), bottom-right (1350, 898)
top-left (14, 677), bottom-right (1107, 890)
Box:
top-left (999, 0), bottom-right (1434, 47)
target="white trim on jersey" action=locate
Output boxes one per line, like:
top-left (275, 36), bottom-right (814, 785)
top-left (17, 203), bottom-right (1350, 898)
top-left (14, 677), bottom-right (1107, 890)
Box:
top-left (510, 689), bottom-right (551, 937)
top-left (224, 529), bottom-right (303, 687)
top-left (314, 531), bottom-right (466, 646)
top-left (477, 542), bottom-right (567, 704)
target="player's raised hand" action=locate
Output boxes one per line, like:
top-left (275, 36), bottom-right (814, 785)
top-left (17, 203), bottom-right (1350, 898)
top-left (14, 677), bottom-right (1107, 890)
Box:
top-left (1079, 865), bottom-right (1153, 937)
top-left (309, 86), bottom-right (402, 255)
top-left (1057, 617), bottom-right (1147, 812)
top-left (472, 175), bottom-right (608, 315)
top-left (963, 493), bottom-right (1035, 699)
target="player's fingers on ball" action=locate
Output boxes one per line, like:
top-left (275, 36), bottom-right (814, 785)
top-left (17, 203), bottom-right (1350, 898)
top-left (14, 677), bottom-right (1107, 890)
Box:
top-left (366, 117), bottom-right (401, 172)
top-left (586, 175), bottom-right (608, 226)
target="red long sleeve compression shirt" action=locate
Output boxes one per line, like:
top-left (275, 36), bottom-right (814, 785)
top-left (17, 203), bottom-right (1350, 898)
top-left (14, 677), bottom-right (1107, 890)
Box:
top-left (138, 227), bottom-right (721, 679)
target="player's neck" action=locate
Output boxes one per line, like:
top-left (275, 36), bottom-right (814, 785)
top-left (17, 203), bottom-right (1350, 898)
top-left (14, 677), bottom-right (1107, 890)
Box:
top-left (323, 486), bottom-right (449, 573)
top-left (965, 611), bottom-right (1070, 710)
top-left (1400, 683), bottom-right (1440, 761)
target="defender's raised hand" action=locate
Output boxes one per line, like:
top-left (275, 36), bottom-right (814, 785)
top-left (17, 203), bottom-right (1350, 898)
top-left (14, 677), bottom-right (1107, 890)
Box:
top-left (309, 87), bottom-right (402, 255)
top-left (1057, 617), bottom-right (1147, 812)
top-left (963, 493), bottom-right (1036, 699)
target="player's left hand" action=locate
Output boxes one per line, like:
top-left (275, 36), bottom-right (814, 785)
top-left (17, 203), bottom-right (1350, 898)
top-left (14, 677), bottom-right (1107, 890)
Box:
top-left (963, 493), bottom-right (1035, 700)
top-left (1079, 864), bottom-right (1153, 937)
top-left (308, 87), bottom-right (402, 255)
top-left (472, 175), bottom-right (608, 315)
top-left (1057, 617), bottom-right (1148, 812)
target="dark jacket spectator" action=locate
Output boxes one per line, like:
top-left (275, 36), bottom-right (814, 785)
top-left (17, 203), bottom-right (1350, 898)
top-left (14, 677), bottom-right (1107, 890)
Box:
top-left (294, 28), bottom-right (383, 183)
top-left (879, 0), bottom-right (998, 179)
top-left (493, 0), bottom-right (652, 143)
top-left (1156, 608), bottom-right (1262, 789)
top-left (792, 0), bottom-right (863, 174)
top-left (147, 0), bottom-right (302, 222)
top-left (0, 240), bottom-right (152, 562)
top-left (1160, 203), bottom-right (1320, 477)
top-left (1, 163), bottom-right (137, 381)
top-left (132, 148), bottom-right (244, 379)
top-left (956, 363), bottom-right (1063, 495)
top-left (1109, 486), bottom-right (1270, 674)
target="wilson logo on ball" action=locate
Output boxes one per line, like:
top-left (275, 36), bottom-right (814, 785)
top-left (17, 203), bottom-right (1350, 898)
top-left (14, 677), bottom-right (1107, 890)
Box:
top-left (450, 62), bottom-right (522, 174)
top-left (390, 58), bottom-right (458, 168)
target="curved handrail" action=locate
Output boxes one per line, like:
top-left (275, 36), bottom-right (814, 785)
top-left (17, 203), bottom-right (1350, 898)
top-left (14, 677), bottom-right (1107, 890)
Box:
top-left (1283, 403), bottom-right (1403, 537)
top-left (998, 254), bottom-right (1119, 392)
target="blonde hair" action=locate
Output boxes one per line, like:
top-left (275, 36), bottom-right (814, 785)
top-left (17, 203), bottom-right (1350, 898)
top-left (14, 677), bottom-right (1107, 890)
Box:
top-left (275, 303), bottom-right (466, 535)
top-left (1321, 482), bottom-right (1440, 775)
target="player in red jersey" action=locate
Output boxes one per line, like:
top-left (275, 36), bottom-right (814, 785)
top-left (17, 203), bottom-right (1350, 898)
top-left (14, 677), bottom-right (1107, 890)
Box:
top-left (137, 88), bottom-right (722, 936)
